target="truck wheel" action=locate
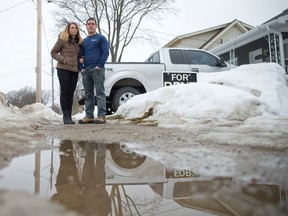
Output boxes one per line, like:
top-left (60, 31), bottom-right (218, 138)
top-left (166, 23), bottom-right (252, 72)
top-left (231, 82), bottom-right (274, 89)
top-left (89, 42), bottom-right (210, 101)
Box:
top-left (112, 87), bottom-right (140, 112)
top-left (108, 144), bottom-right (146, 169)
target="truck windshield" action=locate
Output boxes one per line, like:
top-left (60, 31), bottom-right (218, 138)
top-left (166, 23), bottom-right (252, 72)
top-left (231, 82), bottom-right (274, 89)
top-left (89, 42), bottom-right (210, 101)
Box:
top-left (186, 50), bottom-right (219, 66)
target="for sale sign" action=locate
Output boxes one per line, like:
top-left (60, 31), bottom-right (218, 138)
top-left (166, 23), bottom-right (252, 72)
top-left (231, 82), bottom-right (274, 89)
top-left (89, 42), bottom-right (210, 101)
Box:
top-left (162, 72), bottom-right (197, 87)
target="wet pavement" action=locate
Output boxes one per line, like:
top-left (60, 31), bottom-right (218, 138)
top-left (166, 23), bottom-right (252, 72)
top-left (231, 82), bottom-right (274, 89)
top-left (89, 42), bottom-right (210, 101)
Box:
top-left (0, 140), bottom-right (287, 216)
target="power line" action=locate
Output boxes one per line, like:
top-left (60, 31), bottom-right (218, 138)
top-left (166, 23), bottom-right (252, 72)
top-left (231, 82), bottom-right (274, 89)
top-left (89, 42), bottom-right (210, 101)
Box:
top-left (0, 61), bottom-right (50, 78)
top-left (42, 17), bottom-right (52, 56)
top-left (0, 0), bottom-right (30, 13)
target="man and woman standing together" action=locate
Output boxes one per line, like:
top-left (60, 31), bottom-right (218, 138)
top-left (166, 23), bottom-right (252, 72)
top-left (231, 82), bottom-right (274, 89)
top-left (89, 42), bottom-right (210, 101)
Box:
top-left (51, 18), bottom-right (109, 125)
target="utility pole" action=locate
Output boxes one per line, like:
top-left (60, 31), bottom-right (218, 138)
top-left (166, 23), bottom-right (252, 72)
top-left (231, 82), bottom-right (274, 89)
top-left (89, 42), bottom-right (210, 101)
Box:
top-left (35, 0), bottom-right (42, 103)
top-left (34, 0), bottom-right (53, 195)
top-left (34, 151), bottom-right (41, 194)
top-left (51, 58), bottom-right (55, 107)
top-left (34, 1), bottom-right (42, 194)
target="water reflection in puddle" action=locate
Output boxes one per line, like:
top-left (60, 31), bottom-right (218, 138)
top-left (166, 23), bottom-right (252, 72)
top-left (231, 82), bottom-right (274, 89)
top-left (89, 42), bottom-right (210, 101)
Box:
top-left (0, 140), bottom-right (287, 216)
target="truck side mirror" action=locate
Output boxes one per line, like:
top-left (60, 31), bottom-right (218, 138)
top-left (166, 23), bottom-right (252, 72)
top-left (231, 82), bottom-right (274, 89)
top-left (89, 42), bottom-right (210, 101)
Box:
top-left (219, 57), bottom-right (227, 67)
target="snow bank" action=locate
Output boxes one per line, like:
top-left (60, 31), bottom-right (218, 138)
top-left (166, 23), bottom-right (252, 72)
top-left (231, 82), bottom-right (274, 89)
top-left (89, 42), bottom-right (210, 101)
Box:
top-left (115, 63), bottom-right (288, 124)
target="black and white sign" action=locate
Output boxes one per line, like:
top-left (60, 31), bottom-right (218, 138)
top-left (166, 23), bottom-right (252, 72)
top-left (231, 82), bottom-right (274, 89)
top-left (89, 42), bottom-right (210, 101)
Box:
top-left (166, 169), bottom-right (195, 178)
top-left (162, 72), bottom-right (197, 87)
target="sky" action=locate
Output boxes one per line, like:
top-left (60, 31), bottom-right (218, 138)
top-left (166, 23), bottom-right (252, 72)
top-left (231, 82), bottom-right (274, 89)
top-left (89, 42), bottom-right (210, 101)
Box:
top-left (0, 0), bottom-right (288, 95)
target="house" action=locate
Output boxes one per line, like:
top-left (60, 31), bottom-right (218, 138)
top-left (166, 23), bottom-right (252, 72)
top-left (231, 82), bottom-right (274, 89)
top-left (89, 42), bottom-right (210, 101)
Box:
top-left (208, 9), bottom-right (288, 74)
top-left (163, 19), bottom-right (254, 50)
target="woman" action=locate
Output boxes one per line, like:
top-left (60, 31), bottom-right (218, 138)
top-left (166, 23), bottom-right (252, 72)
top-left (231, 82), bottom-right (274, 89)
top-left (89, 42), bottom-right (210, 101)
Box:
top-left (51, 22), bottom-right (83, 124)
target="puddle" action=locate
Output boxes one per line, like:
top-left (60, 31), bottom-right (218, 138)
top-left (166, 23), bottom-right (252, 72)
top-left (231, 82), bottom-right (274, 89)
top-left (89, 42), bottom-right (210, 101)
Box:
top-left (0, 140), bottom-right (287, 216)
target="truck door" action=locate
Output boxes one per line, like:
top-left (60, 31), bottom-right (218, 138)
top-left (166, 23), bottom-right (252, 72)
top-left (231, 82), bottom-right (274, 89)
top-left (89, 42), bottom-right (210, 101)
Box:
top-left (186, 50), bottom-right (227, 72)
top-left (166, 49), bottom-right (191, 71)
top-left (163, 49), bottom-right (197, 86)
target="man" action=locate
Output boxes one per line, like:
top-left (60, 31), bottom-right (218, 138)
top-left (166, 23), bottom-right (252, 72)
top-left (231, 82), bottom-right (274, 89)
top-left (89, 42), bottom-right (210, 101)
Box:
top-left (79, 18), bottom-right (109, 124)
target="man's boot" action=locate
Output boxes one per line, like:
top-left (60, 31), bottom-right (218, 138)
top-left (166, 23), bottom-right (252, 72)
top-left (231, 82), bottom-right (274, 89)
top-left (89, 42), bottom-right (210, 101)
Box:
top-left (63, 110), bottom-right (75, 124)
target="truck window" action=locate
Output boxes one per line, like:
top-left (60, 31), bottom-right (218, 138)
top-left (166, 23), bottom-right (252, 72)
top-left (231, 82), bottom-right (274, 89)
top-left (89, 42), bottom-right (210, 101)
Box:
top-left (169, 50), bottom-right (187, 64)
top-left (187, 50), bottom-right (218, 66)
top-left (146, 51), bottom-right (160, 63)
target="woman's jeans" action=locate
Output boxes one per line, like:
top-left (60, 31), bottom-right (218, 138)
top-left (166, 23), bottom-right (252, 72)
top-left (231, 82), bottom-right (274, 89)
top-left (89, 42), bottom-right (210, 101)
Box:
top-left (57, 69), bottom-right (78, 113)
top-left (81, 67), bottom-right (106, 118)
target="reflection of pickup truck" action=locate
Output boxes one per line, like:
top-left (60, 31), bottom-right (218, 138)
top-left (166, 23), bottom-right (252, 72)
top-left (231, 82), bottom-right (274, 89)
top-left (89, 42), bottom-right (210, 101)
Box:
top-left (72, 143), bottom-right (286, 216)
top-left (77, 47), bottom-right (233, 113)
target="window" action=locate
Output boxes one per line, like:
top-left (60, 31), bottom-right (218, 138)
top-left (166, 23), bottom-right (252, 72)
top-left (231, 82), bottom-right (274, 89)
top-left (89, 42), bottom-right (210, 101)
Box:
top-left (249, 48), bottom-right (263, 64)
top-left (186, 50), bottom-right (218, 66)
top-left (169, 50), bottom-right (187, 64)
top-left (146, 52), bottom-right (160, 63)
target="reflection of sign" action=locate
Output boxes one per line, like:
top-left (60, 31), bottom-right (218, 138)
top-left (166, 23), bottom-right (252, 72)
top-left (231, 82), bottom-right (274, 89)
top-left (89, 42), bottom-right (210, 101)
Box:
top-left (163, 72), bottom-right (197, 87)
top-left (166, 169), bottom-right (195, 178)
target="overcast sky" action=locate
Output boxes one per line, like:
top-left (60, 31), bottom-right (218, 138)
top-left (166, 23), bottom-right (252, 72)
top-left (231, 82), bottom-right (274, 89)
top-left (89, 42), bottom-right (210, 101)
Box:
top-left (0, 0), bottom-right (287, 94)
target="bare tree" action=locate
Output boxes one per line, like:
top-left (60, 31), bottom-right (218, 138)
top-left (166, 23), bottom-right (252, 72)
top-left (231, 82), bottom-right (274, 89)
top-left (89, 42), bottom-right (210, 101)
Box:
top-left (51, 0), bottom-right (176, 62)
top-left (6, 86), bottom-right (50, 108)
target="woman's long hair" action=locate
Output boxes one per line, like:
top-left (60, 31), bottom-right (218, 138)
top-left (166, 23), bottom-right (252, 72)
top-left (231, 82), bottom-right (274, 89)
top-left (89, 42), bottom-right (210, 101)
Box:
top-left (59, 22), bottom-right (83, 44)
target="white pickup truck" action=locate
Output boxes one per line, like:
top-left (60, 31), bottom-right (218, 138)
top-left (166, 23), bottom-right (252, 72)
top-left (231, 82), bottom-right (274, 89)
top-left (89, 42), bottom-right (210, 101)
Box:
top-left (77, 47), bottom-right (233, 113)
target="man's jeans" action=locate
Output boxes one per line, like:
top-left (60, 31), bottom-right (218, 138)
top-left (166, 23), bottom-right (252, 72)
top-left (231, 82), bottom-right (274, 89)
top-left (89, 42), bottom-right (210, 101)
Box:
top-left (81, 68), bottom-right (106, 118)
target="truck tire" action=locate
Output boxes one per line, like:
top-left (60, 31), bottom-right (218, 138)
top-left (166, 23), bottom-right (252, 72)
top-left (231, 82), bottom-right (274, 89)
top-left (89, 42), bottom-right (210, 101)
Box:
top-left (112, 87), bottom-right (140, 112)
top-left (107, 144), bottom-right (146, 169)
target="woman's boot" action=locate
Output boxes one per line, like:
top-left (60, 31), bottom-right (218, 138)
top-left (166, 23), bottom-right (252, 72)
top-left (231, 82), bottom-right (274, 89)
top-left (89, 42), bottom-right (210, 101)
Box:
top-left (63, 110), bottom-right (75, 124)
top-left (68, 109), bottom-right (75, 124)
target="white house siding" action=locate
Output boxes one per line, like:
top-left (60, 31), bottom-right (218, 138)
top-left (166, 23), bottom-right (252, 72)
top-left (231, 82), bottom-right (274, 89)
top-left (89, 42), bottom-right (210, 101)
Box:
top-left (166, 30), bottom-right (220, 48)
top-left (165, 26), bottom-right (249, 50)
top-left (223, 26), bottom-right (247, 41)
top-left (207, 26), bottom-right (248, 50)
